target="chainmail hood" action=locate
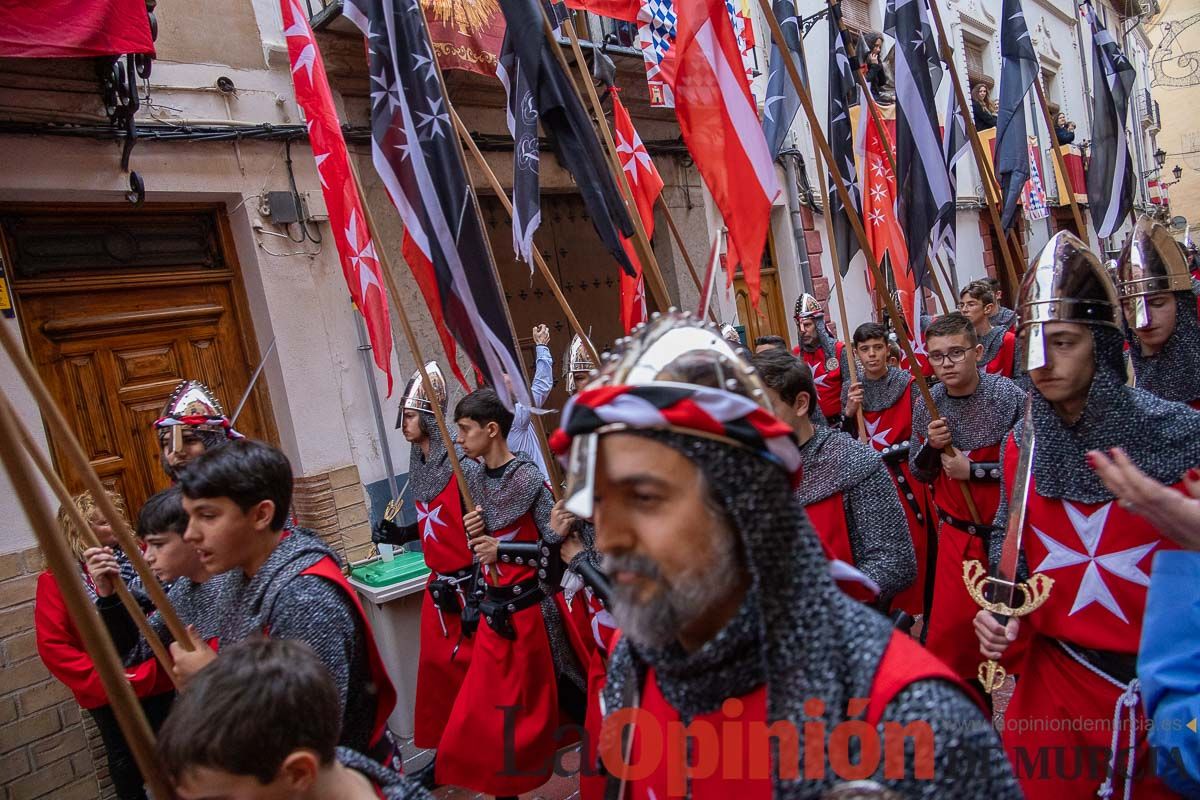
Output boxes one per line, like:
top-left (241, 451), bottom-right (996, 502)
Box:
top-left (839, 366), bottom-right (910, 412)
top-left (1029, 326), bottom-right (1200, 503)
top-left (990, 306), bottom-right (1017, 331)
top-left (979, 325), bottom-right (1008, 368)
top-left (407, 416), bottom-right (479, 505)
top-left (794, 426), bottom-right (884, 506)
top-left (912, 371), bottom-right (1025, 453)
top-left (601, 431), bottom-right (899, 799)
top-left (465, 453), bottom-right (547, 532)
top-left (1126, 284), bottom-right (1200, 404)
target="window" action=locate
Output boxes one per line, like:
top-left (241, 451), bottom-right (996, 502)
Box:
top-left (839, 0), bottom-right (872, 32)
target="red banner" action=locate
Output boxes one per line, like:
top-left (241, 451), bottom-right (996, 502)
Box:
top-left (0, 0), bottom-right (154, 58)
top-left (422, 0), bottom-right (505, 76)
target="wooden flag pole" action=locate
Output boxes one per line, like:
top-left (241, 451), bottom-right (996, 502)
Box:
top-left (658, 196), bottom-right (717, 322)
top-left (344, 158), bottom-right (478, 512)
top-left (760, 0), bottom-right (981, 521)
top-left (1033, 79), bottom-right (1089, 245)
top-left (926, 0), bottom-right (1024, 300)
top-left (417, 5), bottom-right (562, 496)
top-left (831, 0), bottom-right (950, 321)
top-left (0, 322), bottom-right (195, 648)
top-left (550, 15), bottom-right (674, 313)
top-left (789, 17), bottom-right (860, 408)
top-left (451, 108), bottom-right (601, 367)
top-left (0, 403), bottom-right (173, 800)
top-left (0, 391), bottom-right (177, 683)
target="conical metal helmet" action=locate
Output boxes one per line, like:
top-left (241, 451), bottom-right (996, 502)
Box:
top-left (1017, 231), bottom-right (1120, 372)
top-left (399, 362), bottom-right (447, 416)
top-left (1114, 215), bottom-right (1192, 329)
top-left (154, 380), bottom-right (233, 454)
top-left (719, 322), bottom-right (742, 344)
top-left (562, 334), bottom-right (595, 394)
top-left (558, 311), bottom-right (791, 517)
top-left (794, 292), bottom-right (823, 320)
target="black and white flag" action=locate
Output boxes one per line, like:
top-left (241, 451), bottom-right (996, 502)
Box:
top-left (995, 0), bottom-right (1038, 230)
top-left (497, 0), bottom-right (635, 275)
top-left (343, 0), bottom-right (531, 409)
top-left (762, 0), bottom-right (805, 158)
top-left (887, 0), bottom-right (953, 288)
top-left (496, 34), bottom-right (540, 266)
top-left (1083, 1), bottom-right (1135, 238)
top-left (827, 0), bottom-right (862, 277)
top-left (933, 12), bottom-right (968, 269)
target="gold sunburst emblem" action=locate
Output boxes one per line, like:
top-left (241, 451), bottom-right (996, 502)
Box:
top-left (423, 0), bottom-right (500, 36)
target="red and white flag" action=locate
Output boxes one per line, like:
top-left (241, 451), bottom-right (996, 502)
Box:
top-left (661, 0), bottom-right (779, 307)
top-left (280, 0), bottom-right (394, 393)
top-left (612, 90), bottom-right (663, 332)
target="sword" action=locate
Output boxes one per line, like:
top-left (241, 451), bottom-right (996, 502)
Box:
top-left (962, 393), bottom-right (1054, 693)
top-left (231, 338), bottom-right (277, 426)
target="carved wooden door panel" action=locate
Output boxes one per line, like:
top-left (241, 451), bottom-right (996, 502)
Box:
top-left (2, 206), bottom-right (275, 517)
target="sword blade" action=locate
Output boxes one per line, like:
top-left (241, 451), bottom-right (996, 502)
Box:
top-left (993, 394), bottom-right (1036, 615)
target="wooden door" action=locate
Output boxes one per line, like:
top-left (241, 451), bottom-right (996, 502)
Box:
top-left (733, 235), bottom-right (789, 346)
top-left (1, 205), bottom-right (276, 517)
top-left (480, 193), bottom-right (656, 413)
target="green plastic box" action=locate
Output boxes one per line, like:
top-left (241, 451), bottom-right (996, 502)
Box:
top-left (350, 551), bottom-right (430, 588)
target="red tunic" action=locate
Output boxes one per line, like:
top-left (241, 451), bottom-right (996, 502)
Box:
top-left (579, 587), bottom-right (618, 800)
top-left (797, 341), bottom-right (846, 420)
top-left (411, 476), bottom-right (475, 749)
top-left (34, 571), bottom-right (174, 710)
top-left (860, 380), bottom-right (934, 616)
top-left (804, 492), bottom-right (854, 569)
top-left (923, 443), bottom-right (1004, 681)
top-left (611, 631), bottom-right (969, 798)
top-left (999, 435), bottom-right (1182, 799)
top-left (436, 509), bottom-right (561, 796)
top-left (983, 330), bottom-right (1016, 377)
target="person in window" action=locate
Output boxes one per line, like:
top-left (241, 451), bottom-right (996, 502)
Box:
top-left (1054, 112), bottom-right (1076, 145)
top-left (864, 33), bottom-right (894, 104)
top-left (972, 82), bottom-right (997, 131)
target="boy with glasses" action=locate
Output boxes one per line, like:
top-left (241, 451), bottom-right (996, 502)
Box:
top-left (910, 312), bottom-right (1024, 686)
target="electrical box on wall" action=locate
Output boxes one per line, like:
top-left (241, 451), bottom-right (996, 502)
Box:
top-left (265, 191), bottom-right (302, 224)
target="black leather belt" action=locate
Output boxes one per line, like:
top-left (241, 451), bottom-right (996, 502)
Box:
top-left (936, 508), bottom-right (998, 539)
top-left (1055, 639), bottom-right (1138, 686)
top-left (478, 578), bottom-right (544, 640)
top-left (426, 564), bottom-right (474, 616)
top-left (879, 440), bottom-right (911, 465)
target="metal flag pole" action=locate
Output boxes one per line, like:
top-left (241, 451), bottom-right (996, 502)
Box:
top-left (231, 337), bottom-right (277, 426)
top-left (759, 0), bottom-right (982, 521)
top-left (354, 313), bottom-right (400, 499)
top-left (344, 156), bottom-right (477, 511)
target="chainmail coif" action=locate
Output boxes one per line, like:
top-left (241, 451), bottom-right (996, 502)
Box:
top-left (601, 431), bottom-right (1019, 798)
top-left (839, 365), bottom-right (911, 412)
top-left (407, 412), bottom-right (479, 505)
top-left (1126, 285), bottom-right (1200, 404)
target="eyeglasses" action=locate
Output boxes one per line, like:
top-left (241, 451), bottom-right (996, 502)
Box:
top-left (928, 348), bottom-right (970, 365)
top-left (958, 300), bottom-right (982, 312)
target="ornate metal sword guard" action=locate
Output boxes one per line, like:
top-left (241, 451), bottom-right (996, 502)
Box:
top-left (962, 559), bottom-right (1054, 693)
